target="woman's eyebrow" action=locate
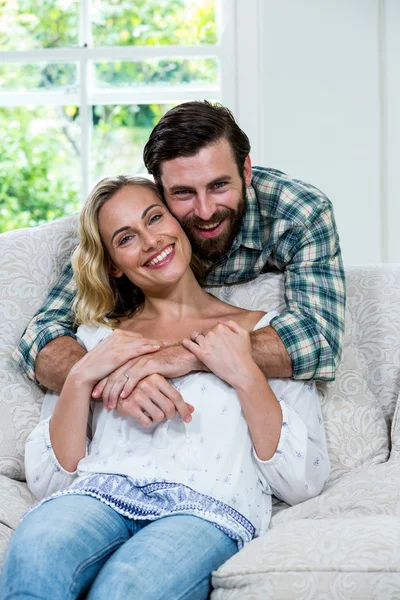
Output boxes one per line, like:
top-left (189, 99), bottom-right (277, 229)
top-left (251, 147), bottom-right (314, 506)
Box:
top-left (111, 226), bottom-right (131, 244)
top-left (141, 203), bottom-right (162, 219)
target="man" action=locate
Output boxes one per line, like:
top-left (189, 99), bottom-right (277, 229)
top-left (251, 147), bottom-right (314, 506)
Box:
top-left (15, 101), bottom-right (346, 423)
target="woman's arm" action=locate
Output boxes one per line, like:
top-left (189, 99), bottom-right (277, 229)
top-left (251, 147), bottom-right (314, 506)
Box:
top-left (183, 321), bottom-right (330, 504)
top-left (183, 321), bottom-right (283, 460)
top-left (251, 379), bottom-right (330, 504)
top-left (49, 369), bottom-right (92, 472)
top-left (49, 329), bottom-right (162, 471)
top-left (233, 366), bottom-right (282, 460)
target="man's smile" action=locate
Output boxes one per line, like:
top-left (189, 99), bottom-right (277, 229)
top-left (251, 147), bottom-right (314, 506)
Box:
top-left (193, 220), bottom-right (226, 238)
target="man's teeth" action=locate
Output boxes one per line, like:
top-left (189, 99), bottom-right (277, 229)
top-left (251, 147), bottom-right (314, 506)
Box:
top-left (198, 222), bottom-right (221, 230)
top-left (147, 245), bottom-right (173, 266)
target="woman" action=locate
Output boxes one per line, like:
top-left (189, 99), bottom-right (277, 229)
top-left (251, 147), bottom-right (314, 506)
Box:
top-left (0, 176), bottom-right (330, 600)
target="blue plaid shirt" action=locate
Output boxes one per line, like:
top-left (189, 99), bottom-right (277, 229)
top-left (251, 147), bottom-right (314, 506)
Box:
top-left (14, 167), bottom-right (346, 382)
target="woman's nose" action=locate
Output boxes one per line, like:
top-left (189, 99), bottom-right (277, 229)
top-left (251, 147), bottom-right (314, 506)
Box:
top-left (141, 230), bottom-right (160, 251)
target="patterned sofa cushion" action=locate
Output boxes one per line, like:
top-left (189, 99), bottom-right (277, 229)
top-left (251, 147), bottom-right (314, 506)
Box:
top-left (0, 215), bottom-right (79, 480)
top-left (389, 391), bottom-right (400, 458)
top-left (212, 515), bottom-right (400, 599)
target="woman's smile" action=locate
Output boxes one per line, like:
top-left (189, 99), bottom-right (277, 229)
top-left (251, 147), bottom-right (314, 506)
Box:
top-left (143, 243), bottom-right (175, 269)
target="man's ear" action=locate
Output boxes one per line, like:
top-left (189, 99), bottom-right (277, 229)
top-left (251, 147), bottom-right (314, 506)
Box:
top-left (243, 155), bottom-right (252, 187)
top-left (109, 264), bottom-right (123, 278)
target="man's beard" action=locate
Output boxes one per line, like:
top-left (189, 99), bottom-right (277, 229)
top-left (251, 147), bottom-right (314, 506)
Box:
top-left (180, 182), bottom-right (248, 262)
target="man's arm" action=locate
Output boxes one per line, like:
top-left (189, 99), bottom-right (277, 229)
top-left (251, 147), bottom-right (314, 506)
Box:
top-left (13, 261), bottom-right (78, 385)
top-left (249, 325), bottom-right (292, 378)
top-left (35, 337), bottom-right (86, 392)
top-left (269, 197), bottom-right (346, 381)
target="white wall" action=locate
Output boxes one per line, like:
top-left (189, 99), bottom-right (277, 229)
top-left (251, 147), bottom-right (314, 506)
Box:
top-left (384, 0), bottom-right (400, 262)
top-left (235, 0), bottom-right (399, 265)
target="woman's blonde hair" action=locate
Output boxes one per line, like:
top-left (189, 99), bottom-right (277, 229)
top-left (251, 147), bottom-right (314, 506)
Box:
top-left (72, 175), bottom-right (205, 327)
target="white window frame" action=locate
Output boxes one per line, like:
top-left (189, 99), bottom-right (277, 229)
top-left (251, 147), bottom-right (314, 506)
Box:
top-left (0, 0), bottom-right (236, 202)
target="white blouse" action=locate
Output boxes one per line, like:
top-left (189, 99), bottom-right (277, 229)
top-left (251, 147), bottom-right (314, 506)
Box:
top-left (25, 313), bottom-right (330, 548)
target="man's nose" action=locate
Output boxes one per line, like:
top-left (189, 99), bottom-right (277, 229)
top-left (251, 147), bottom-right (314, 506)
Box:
top-left (194, 194), bottom-right (216, 222)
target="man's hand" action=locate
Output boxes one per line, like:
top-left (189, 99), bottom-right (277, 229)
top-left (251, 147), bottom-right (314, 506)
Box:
top-left (92, 343), bottom-right (206, 410)
top-left (115, 373), bottom-right (194, 427)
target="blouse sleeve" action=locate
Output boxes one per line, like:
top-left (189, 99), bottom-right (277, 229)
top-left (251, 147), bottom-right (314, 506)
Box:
top-left (25, 389), bottom-right (91, 500)
top-left (251, 379), bottom-right (330, 505)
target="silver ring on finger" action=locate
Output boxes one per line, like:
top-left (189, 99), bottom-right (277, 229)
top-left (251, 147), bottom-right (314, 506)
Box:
top-left (192, 333), bottom-right (202, 343)
top-left (123, 372), bottom-right (130, 381)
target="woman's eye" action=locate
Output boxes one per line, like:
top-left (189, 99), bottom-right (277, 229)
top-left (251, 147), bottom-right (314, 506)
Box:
top-left (119, 234), bottom-right (134, 246)
top-left (149, 213), bottom-right (162, 224)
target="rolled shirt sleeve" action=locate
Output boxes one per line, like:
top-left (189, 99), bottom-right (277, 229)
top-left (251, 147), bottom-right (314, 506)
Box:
top-left (252, 378), bottom-right (330, 505)
top-left (13, 261), bottom-right (78, 383)
top-left (268, 198), bottom-right (346, 381)
top-left (25, 416), bottom-right (79, 500)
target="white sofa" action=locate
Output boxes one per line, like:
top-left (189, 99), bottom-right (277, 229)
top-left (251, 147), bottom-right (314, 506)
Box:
top-left (1, 215), bottom-right (400, 599)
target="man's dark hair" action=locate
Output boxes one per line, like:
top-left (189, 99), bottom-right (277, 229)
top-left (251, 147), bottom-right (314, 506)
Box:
top-left (143, 101), bottom-right (251, 184)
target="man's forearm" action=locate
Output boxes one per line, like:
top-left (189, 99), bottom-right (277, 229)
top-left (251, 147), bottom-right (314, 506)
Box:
top-left (250, 325), bottom-right (293, 378)
top-left (35, 337), bottom-right (86, 393)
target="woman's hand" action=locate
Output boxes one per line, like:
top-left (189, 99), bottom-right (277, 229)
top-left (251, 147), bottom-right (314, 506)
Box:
top-left (183, 320), bottom-right (258, 389)
top-left (70, 330), bottom-right (161, 387)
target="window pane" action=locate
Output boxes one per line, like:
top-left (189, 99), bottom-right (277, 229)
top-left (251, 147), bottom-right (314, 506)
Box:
top-left (91, 104), bottom-right (173, 181)
top-left (0, 63), bottom-right (77, 92)
top-left (0, 106), bottom-right (80, 233)
top-left (0, 0), bottom-right (80, 51)
top-left (94, 57), bottom-right (218, 89)
top-left (92, 0), bottom-right (217, 47)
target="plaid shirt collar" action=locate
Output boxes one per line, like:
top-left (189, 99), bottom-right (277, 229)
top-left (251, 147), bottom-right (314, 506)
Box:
top-left (229, 183), bottom-right (265, 255)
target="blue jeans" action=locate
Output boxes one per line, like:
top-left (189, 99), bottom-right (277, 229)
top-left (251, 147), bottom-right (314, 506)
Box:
top-left (0, 495), bottom-right (238, 600)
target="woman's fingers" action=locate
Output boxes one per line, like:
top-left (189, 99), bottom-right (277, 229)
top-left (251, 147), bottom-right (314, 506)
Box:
top-left (182, 338), bottom-right (202, 357)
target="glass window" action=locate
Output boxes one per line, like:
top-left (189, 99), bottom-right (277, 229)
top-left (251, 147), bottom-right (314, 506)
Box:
top-left (91, 0), bottom-right (217, 47)
top-left (91, 103), bottom-right (173, 180)
top-left (0, 106), bottom-right (80, 232)
top-left (0, 0), bottom-right (230, 233)
top-left (0, 63), bottom-right (78, 92)
top-left (94, 58), bottom-right (219, 89)
top-left (0, 1), bottom-right (80, 51)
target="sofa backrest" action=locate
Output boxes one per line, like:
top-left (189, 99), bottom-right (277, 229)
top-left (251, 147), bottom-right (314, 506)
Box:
top-left (0, 215), bottom-right (79, 480)
top-left (0, 214), bottom-right (399, 484)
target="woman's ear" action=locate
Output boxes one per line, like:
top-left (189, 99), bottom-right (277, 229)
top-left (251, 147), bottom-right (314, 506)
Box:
top-left (109, 264), bottom-right (123, 278)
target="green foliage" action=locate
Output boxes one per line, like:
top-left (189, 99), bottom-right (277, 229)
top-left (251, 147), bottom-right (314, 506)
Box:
top-left (0, 0), bottom-right (217, 233)
top-left (0, 106), bottom-right (81, 232)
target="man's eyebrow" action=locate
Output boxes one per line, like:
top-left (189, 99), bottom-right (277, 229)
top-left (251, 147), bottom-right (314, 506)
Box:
top-left (168, 176), bottom-right (232, 193)
top-left (111, 204), bottom-right (161, 243)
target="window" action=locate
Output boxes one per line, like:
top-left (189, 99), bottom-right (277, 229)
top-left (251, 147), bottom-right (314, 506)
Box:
top-left (0, 0), bottom-right (235, 232)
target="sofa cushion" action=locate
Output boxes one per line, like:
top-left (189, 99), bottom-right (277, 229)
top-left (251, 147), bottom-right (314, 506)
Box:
top-left (0, 524), bottom-right (13, 576)
top-left (270, 460), bottom-right (400, 527)
top-left (212, 515), bottom-right (400, 600)
top-left (390, 391), bottom-right (400, 458)
top-left (0, 215), bottom-right (79, 480)
top-left (345, 265), bottom-right (400, 426)
top-left (0, 475), bottom-right (35, 532)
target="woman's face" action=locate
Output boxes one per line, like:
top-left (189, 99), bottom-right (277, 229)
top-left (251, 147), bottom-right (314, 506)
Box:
top-left (98, 184), bottom-right (193, 293)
